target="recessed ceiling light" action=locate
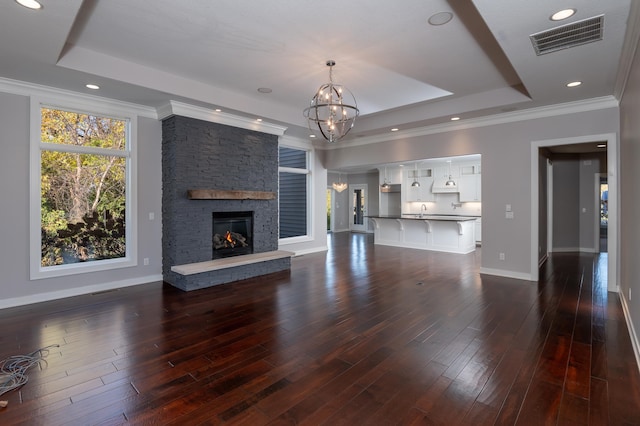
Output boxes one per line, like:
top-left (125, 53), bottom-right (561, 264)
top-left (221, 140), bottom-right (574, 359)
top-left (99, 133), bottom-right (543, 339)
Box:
top-left (257, 87), bottom-right (272, 94)
top-left (428, 12), bottom-right (454, 26)
top-left (85, 84), bottom-right (100, 90)
top-left (551, 9), bottom-right (576, 21)
top-left (597, 144), bottom-right (607, 148)
top-left (310, 134), bottom-right (316, 138)
top-left (391, 128), bottom-right (399, 132)
top-left (15, 0), bottom-right (42, 10)
top-left (567, 81), bottom-right (582, 87)
top-left (215, 108), bottom-right (222, 112)
top-left (256, 118), bottom-right (263, 122)
top-left (450, 116), bottom-right (460, 121)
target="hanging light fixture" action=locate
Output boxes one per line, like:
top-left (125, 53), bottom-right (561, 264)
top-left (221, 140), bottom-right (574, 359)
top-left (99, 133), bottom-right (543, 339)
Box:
top-left (445, 160), bottom-right (457, 187)
top-left (332, 172), bottom-right (348, 193)
top-left (303, 60), bottom-right (359, 143)
top-left (411, 163), bottom-right (420, 187)
top-left (380, 166), bottom-right (390, 190)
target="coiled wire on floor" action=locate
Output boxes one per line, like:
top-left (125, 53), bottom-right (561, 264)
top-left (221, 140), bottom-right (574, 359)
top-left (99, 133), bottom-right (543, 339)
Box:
top-left (0, 345), bottom-right (59, 399)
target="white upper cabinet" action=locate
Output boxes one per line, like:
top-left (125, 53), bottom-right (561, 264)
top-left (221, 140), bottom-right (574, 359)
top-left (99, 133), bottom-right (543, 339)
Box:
top-left (457, 163), bottom-right (481, 202)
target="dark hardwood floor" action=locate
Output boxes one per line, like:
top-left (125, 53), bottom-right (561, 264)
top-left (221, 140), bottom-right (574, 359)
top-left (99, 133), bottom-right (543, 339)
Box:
top-left (1, 232), bottom-right (639, 425)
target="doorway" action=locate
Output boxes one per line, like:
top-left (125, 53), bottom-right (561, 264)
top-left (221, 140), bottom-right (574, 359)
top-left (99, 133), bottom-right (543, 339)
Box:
top-left (531, 133), bottom-right (617, 291)
top-left (326, 188), bottom-right (333, 232)
top-left (349, 184), bottom-right (368, 233)
top-left (598, 175), bottom-right (608, 252)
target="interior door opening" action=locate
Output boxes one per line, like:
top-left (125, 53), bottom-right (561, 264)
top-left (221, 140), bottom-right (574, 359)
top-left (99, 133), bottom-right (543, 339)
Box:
top-left (349, 184), bottom-right (368, 233)
top-left (599, 177), bottom-right (608, 252)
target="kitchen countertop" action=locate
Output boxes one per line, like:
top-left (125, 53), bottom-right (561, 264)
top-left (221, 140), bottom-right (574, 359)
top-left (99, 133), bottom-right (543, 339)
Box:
top-left (367, 214), bottom-right (479, 221)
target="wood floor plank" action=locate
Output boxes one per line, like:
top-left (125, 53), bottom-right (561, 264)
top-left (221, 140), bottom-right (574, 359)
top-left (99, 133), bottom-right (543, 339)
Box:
top-left (0, 234), bottom-right (638, 425)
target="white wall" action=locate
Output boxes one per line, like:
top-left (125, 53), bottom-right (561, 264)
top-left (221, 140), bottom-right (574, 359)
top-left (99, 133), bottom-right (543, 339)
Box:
top-left (0, 90), bottom-right (163, 308)
top-left (619, 32), bottom-right (640, 361)
top-left (321, 105), bottom-right (620, 280)
top-left (552, 156), bottom-right (581, 251)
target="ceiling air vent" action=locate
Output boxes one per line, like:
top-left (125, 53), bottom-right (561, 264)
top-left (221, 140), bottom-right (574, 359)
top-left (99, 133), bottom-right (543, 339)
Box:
top-left (530, 15), bottom-right (604, 55)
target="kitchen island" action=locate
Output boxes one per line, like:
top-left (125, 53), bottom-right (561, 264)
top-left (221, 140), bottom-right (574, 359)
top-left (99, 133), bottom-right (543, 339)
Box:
top-left (367, 215), bottom-right (477, 254)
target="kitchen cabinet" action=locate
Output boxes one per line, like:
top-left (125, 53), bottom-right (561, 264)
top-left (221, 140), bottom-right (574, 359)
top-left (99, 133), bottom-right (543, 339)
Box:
top-left (368, 215), bottom-right (477, 254)
top-left (458, 174), bottom-right (481, 201)
top-left (475, 218), bottom-right (481, 243)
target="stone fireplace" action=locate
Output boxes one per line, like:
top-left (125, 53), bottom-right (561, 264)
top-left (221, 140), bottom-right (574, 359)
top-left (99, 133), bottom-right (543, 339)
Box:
top-left (161, 115), bottom-right (290, 291)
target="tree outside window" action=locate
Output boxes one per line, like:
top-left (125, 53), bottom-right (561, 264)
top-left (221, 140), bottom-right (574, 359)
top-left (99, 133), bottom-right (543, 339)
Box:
top-left (39, 107), bottom-right (129, 267)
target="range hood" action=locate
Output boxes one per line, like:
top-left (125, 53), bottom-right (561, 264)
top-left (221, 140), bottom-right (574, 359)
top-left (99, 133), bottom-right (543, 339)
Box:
top-left (380, 184), bottom-right (401, 193)
top-left (431, 179), bottom-right (458, 193)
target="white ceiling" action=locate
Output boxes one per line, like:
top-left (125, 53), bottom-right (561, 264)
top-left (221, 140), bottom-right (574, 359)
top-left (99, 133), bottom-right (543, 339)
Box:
top-left (0, 0), bottom-right (636, 144)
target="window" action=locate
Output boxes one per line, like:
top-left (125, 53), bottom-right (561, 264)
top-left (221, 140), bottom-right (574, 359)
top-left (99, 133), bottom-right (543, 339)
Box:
top-left (31, 101), bottom-right (136, 279)
top-left (278, 146), bottom-right (310, 239)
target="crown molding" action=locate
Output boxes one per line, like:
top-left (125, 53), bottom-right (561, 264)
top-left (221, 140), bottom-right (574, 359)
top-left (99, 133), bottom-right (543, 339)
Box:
top-left (0, 77), bottom-right (158, 119)
top-left (279, 134), bottom-right (314, 150)
top-left (615, 0), bottom-right (640, 100)
top-left (316, 96), bottom-right (620, 150)
top-left (158, 100), bottom-right (287, 136)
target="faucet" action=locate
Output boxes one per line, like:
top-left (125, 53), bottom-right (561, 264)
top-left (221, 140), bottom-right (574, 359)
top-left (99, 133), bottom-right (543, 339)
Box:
top-left (451, 202), bottom-right (462, 210)
top-left (420, 204), bottom-right (427, 217)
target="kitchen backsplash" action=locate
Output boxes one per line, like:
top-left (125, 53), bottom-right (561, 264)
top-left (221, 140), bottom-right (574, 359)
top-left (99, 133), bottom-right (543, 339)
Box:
top-left (404, 193), bottom-right (481, 216)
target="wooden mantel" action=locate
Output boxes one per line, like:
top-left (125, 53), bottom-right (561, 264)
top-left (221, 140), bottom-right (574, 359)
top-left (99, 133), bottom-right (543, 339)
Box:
top-left (187, 189), bottom-right (276, 200)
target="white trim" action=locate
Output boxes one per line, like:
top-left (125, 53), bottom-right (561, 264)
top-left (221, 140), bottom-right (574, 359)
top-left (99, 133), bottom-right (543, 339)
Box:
top-left (595, 173), bottom-right (607, 253)
top-left (279, 134), bottom-right (315, 149)
top-left (547, 159), bottom-right (553, 255)
top-left (530, 133), bottom-right (618, 291)
top-left (0, 76), bottom-right (157, 119)
top-left (552, 247), bottom-right (597, 253)
top-left (620, 293), bottom-right (640, 374)
top-left (316, 96), bottom-right (619, 150)
top-left (278, 143), bottom-right (314, 242)
top-left (279, 235), bottom-right (313, 245)
top-left (158, 100), bottom-right (287, 136)
top-left (0, 275), bottom-right (162, 310)
top-left (479, 267), bottom-right (534, 281)
top-left (288, 246), bottom-right (328, 256)
top-left (30, 97), bottom-right (138, 279)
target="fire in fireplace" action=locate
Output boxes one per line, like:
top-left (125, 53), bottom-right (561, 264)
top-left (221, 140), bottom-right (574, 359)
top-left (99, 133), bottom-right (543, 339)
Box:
top-left (212, 211), bottom-right (253, 259)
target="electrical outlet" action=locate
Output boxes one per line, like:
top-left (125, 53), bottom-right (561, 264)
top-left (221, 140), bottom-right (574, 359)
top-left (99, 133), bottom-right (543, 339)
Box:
top-left (143, 258), bottom-right (149, 266)
top-left (499, 253), bottom-right (505, 261)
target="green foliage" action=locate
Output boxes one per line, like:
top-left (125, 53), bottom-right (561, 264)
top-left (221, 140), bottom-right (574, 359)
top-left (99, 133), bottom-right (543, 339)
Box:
top-left (42, 210), bottom-right (126, 266)
top-left (39, 107), bottom-right (128, 266)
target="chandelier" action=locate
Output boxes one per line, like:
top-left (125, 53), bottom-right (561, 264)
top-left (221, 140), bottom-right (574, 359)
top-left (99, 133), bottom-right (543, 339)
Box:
top-left (303, 60), bottom-right (359, 143)
top-left (332, 172), bottom-right (348, 192)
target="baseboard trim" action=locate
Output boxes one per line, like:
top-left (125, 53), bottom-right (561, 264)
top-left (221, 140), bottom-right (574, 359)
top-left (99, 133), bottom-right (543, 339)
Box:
top-left (0, 274), bottom-right (162, 310)
top-left (479, 267), bottom-right (534, 281)
top-left (619, 293), bottom-right (640, 375)
top-left (290, 246), bottom-right (328, 256)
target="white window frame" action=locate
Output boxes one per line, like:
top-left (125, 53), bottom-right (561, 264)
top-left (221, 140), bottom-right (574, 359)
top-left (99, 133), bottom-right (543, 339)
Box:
top-left (29, 96), bottom-right (138, 280)
top-left (278, 141), bottom-right (313, 245)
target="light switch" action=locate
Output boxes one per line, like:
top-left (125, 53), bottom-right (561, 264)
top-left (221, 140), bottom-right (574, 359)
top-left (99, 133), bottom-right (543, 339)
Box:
top-left (149, 212), bottom-right (155, 220)
top-left (506, 211), bottom-right (514, 219)
top-left (506, 204), bottom-right (512, 212)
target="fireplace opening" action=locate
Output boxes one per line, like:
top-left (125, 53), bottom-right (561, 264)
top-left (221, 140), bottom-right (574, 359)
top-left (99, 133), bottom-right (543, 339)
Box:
top-left (212, 211), bottom-right (253, 259)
